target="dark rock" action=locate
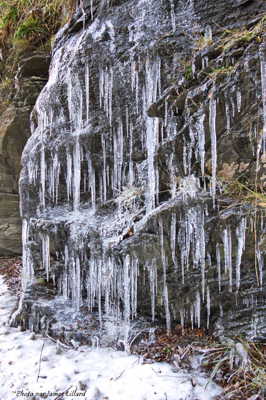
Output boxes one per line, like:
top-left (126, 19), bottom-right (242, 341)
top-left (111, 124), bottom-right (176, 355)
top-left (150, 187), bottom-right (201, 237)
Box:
top-left (17, 55), bottom-right (50, 79)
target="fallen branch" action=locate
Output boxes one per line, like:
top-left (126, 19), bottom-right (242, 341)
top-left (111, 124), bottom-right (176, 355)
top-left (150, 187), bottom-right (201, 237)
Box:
top-left (37, 340), bottom-right (45, 382)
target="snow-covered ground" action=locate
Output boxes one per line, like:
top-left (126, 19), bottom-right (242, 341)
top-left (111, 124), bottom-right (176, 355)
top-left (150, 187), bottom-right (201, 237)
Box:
top-left (0, 276), bottom-right (222, 400)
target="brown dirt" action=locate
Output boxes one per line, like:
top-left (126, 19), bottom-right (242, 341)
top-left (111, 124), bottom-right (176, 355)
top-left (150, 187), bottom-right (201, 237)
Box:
top-left (0, 256), bottom-right (22, 295)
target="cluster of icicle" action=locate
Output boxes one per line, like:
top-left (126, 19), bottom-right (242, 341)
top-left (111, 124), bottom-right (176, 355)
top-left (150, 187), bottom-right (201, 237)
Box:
top-left (20, 3), bottom-right (265, 336)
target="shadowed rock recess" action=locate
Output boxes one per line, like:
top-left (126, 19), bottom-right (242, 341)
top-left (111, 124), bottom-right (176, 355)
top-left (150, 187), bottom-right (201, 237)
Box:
top-left (12, 0), bottom-right (266, 345)
top-left (0, 53), bottom-right (50, 255)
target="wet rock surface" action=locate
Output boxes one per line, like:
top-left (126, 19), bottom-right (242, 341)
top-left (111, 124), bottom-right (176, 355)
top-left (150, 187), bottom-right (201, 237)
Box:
top-left (15, 0), bottom-right (266, 344)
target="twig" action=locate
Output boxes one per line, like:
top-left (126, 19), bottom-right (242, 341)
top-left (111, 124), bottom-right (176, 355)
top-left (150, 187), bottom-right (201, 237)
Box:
top-left (54, 385), bottom-right (73, 400)
top-left (45, 333), bottom-right (72, 350)
top-left (37, 340), bottom-right (45, 382)
top-left (113, 368), bottom-right (126, 381)
top-left (180, 345), bottom-right (192, 360)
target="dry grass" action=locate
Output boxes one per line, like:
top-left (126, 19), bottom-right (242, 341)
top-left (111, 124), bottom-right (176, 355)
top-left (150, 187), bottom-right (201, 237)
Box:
top-left (218, 14), bottom-right (266, 53)
top-left (202, 340), bottom-right (266, 399)
top-left (0, 0), bottom-right (76, 48)
top-left (221, 178), bottom-right (266, 208)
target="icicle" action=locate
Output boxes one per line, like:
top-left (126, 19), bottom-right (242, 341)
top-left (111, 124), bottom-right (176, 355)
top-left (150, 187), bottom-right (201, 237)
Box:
top-left (63, 245), bottom-right (69, 299)
top-left (28, 159), bottom-right (38, 185)
top-left (67, 69), bottom-right (74, 129)
top-left (85, 62), bottom-right (90, 123)
top-left (131, 60), bottom-right (137, 92)
top-left (128, 121), bottom-right (134, 185)
top-left (187, 124), bottom-right (195, 176)
top-left (113, 119), bottom-right (124, 193)
top-left (131, 257), bottom-right (138, 319)
top-left (203, 56), bottom-right (209, 69)
top-left (87, 152), bottom-right (96, 209)
top-left (101, 135), bottom-right (107, 202)
top-left (260, 42), bottom-right (266, 150)
top-left (223, 226), bottom-right (232, 292)
top-left (41, 232), bottom-right (50, 282)
top-left (108, 67), bottom-right (113, 125)
top-left (236, 90), bottom-right (241, 113)
top-left (99, 66), bottom-right (113, 125)
top-left (225, 100), bottom-right (231, 133)
top-left (169, 154), bottom-right (177, 198)
top-left (40, 144), bottom-right (46, 208)
top-left (169, 0), bottom-right (176, 32)
top-left (123, 255), bottom-right (131, 323)
top-left (51, 152), bottom-right (60, 204)
top-left (164, 99), bottom-right (168, 127)
top-left (216, 243), bottom-right (221, 293)
top-left (200, 222), bottom-right (206, 300)
top-left (22, 219), bottom-right (34, 290)
top-left (180, 308), bottom-right (184, 333)
top-left (206, 286), bottom-right (210, 329)
top-left (145, 57), bottom-right (161, 212)
top-left (205, 25), bottom-right (212, 41)
top-left (196, 291), bottom-right (201, 328)
top-left (159, 218), bottom-right (171, 333)
top-left (171, 213), bottom-right (178, 272)
top-left (72, 256), bottom-right (81, 311)
top-left (235, 217), bottom-right (247, 291)
top-left (79, 81), bottom-right (84, 128)
top-left (148, 260), bottom-right (157, 322)
top-left (66, 149), bottom-right (72, 202)
top-left (196, 113), bottom-right (206, 178)
top-left (256, 248), bottom-right (264, 288)
top-left (183, 141), bottom-right (188, 175)
top-left (97, 258), bottom-right (103, 326)
top-left (190, 304), bottom-right (194, 329)
top-left (90, 0), bottom-right (94, 19)
top-left (209, 94), bottom-right (217, 203)
top-left (73, 135), bottom-right (81, 210)
top-left (230, 94), bottom-right (235, 119)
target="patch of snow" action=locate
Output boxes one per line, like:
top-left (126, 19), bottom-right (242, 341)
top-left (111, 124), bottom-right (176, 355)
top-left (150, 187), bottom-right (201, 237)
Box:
top-left (0, 277), bottom-right (222, 400)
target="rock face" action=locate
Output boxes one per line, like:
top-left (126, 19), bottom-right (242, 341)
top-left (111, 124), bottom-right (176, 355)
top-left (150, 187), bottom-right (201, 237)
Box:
top-left (14, 0), bottom-right (266, 344)
top-left (0, 53), bottom-right (49, 255)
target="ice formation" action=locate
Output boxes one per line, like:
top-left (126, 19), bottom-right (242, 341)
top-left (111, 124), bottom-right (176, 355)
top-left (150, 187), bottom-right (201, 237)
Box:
top-left (17, 0), bottom-right (265, 341)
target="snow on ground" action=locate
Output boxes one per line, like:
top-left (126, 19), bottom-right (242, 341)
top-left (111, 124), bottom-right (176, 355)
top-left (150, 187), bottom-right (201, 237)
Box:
top-left (0, 277), bottom-right (222, 400)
